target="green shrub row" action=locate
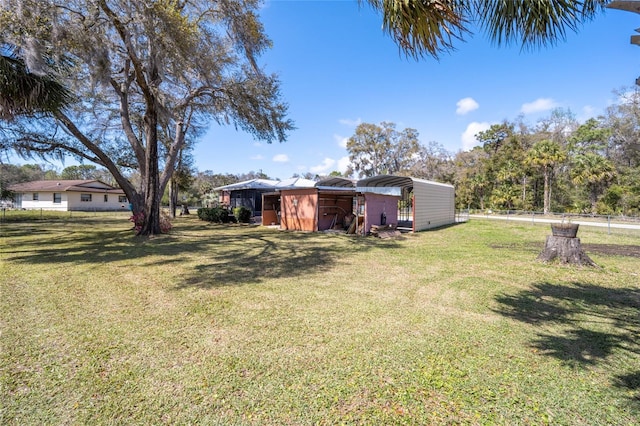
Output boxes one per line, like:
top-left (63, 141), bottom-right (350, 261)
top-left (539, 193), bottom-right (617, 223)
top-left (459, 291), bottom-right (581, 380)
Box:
top-left (197, 207), bottom-right (234, 223)
top-left (233, 206), bottom-right (251, 223)
top-left (197, 206), bottom-right (252, 224)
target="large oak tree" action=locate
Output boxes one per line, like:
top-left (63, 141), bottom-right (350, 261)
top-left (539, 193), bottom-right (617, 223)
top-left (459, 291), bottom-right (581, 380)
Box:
top-left (1, 0), bottom-right (293, 235)
top-left (346, 121), bottom-right (420, 178)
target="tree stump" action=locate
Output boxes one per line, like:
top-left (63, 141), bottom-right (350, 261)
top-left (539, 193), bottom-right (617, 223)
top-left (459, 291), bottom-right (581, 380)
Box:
top-left (537, 235), bottom-right (597, 267)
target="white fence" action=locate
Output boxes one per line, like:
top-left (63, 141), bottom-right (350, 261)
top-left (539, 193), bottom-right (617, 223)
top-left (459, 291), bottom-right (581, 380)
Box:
top-left (0, 207), bottom-right (132, 223)
top-left (469, 209), bottom-right (640, 234)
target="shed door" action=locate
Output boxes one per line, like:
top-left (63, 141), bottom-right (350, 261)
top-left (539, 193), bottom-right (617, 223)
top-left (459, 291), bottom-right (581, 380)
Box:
top-left (398, 186), bottom-right (413, 222)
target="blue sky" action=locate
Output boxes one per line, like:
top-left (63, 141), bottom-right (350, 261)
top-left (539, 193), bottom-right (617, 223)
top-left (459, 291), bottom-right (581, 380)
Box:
top-left (197, 0), bottom-right (640, 179)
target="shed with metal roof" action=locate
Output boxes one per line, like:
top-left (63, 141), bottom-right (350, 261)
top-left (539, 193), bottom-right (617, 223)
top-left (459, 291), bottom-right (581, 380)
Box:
top-left (356, 175), bottom-right (455, 232)
top-left (214, 179), bottom-right (280, 217)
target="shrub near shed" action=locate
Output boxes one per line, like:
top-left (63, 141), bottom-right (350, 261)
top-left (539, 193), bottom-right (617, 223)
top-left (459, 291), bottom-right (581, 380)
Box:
top-left (233, 206), bottom-right (251, 223)
top-left (197, 207), bottom-right (234, 223)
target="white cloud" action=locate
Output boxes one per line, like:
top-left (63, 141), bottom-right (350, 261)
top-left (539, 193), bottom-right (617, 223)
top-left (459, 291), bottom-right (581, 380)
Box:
top-left (520, 98), bottom-right (559, 114)
top-left (250, 154), bottom-right (264, 160)
top-left (334, 134), bottom-right (349, 148)
top-left (578, 105), bottom-right (597, 122)
top-left (272, 154), bottom-right (289, 163)
top-left (337, 156), bottom-right (351, 173)
top-left (310, 157), bottom-right (336, 174)
top-left (456, 97), bottom-right (479, 115)
top-left (338, 118), bottom-right (362, 127)
top-left (253, 142), bottom-right (262, 147)
top-left (461, 122), bottom-right (491, 151)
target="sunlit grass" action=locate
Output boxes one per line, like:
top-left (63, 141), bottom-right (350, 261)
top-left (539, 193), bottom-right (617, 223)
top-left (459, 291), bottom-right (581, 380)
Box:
top-left (1, 215), bottom-right (638, 424)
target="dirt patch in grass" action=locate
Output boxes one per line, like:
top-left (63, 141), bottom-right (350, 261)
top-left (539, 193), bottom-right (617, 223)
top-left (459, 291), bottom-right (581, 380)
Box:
top-left (490, 242), bottom-right (640, 258)
top-left (582, 243), bottom-right (640, 258)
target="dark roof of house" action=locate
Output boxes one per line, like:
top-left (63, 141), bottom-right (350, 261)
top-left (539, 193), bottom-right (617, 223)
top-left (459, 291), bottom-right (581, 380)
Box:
top-left (7, 180), bottom-right (124, 193)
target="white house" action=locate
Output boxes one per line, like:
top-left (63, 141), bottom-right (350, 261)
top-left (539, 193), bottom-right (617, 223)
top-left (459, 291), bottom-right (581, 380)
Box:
top-left (8, 180), bottom-right (129, 212)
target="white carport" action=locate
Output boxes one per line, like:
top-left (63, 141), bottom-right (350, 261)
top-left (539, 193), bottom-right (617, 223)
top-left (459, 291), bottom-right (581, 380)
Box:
top-left (356, 175), bottom-right (455, 232)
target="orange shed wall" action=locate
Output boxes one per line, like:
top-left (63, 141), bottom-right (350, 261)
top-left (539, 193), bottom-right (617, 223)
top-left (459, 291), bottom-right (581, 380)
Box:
top-left (262, 210), bottom-right (279, 226)
top-left (280, 188), bottom-right (318, 231)
top-left (262, 194), bottom-right (280, 226)
top-left (363, 193), bottom-right (400, 234)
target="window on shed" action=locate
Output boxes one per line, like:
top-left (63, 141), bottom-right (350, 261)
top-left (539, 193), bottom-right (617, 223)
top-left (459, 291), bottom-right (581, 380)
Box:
top-left (32, 193), bottom-right (38, 201)
top-left (104, 194), bottom-right (108, 202)
top-left (118, 195), bottom-right (127, 203)
top-left (81, 193), bottom-right (92, 202)
top-left (53, 193), bottom-right (61, 204)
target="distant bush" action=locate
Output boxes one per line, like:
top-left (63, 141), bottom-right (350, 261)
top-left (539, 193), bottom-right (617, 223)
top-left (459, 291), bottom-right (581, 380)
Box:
top-left (197, 207), bottom-right (231, 223)
top-left (221, 209), bottom-right (235, 223)
top-left (233, 206), bottom-right (251, 223)
top-left (197, 207), bottom-right (214, 222)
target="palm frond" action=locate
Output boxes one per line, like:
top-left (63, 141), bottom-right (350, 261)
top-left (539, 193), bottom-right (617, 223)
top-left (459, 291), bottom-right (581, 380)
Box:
top-left (366, 0), bottom-right (609, 59)
top-left (0, 49), bottom-right (73, 121)
top-left (475, 0), bottom-right (609, 50)
top-left (365, 0), bottom-right (471, 59)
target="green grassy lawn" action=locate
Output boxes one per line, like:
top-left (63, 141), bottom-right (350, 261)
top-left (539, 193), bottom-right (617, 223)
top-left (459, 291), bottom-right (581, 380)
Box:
top-left (1, 214), bottom-right (638, 425)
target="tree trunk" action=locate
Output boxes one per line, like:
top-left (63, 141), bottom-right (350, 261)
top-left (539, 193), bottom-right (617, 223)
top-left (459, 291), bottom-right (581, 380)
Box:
top-left (543, 166), bottom-right (549, 214)
top-left (538, 235), bottom-right (597, 267)
top-left (169, 178), bottom-right (178, 218)
top-left (590, 189), bottom-right (598, 215)
top-left (138, 109), bottom-right (161, 236)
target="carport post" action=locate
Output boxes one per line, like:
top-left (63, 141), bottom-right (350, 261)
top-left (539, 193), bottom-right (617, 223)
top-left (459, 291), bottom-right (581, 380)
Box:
top-left (355, 196), bottom-right (359, 235)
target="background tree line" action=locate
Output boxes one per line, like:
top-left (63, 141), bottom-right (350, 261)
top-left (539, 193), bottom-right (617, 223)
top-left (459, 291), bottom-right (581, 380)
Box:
top-left (345, 90), bottom-right (640, 216)
top-left (452, 94), bottom-right (640, 216)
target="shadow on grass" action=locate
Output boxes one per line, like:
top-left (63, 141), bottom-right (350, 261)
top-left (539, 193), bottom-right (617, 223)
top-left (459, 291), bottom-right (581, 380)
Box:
top-left (494, 282), bottom-right (640, 405)
top-left (2, 217), bottom-right (399, 288)
top-left (615, 371), bottom-right (640, 401)
top-left (174, 226), bottom-right (401, 289)
top-left (1, 219), bottom-right (136, 262)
